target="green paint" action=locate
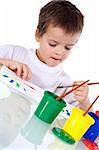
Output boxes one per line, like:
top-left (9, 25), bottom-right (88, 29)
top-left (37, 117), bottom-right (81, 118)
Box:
top-left (16, 82), bottom-right (20, 88)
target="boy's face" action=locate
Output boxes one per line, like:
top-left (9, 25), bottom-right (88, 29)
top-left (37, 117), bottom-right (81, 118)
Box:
top-left (35, 24), bottom-right (81, 67)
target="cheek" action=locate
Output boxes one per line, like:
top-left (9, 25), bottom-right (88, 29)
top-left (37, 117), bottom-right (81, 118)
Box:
top-left (62, 51), bottom-right (71, 60)
top-left (40, 41), bottom-right (54, 56)
top-left (42, 41), bottom-right (49, 49)
top-left (41, 44), bottom-right (51, 56)
top-left (64, 51), bottom-right (70, 58)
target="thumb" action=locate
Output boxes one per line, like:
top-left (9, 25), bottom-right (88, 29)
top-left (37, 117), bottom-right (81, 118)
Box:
top-left (9, 64), bottom-right (17, 71)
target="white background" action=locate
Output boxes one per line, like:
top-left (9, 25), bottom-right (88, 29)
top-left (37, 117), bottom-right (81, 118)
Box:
top-left (0, 1), bottom-right (99, 149)
top-left (0, 0), bottom-right (99, 110)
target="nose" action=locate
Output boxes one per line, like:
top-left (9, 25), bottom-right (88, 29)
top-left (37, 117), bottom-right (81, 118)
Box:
top-left (55, 48), bottom-right (65, 56)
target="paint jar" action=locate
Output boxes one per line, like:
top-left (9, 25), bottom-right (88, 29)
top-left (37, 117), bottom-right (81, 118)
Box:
top-left (62, 108), bottom-right (95, 141)
top-left (48, 129), bottom-right (78, 150)
top-left (35, 91), bottom-right (66, 124)
top-left (21, 91), bottom-right (66, 144)
top-left (83, 112), bottom-right (99, 142)
top-left (82, 139), bottom-right (99, 150)
top-left (96, 111), bottom-right (99, 116)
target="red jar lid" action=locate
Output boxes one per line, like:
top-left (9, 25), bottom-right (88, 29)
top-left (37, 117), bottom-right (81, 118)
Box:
top-left (83, 139), bottom-right (99, 150)
top-left (96, 111), bottom-right (99, 116)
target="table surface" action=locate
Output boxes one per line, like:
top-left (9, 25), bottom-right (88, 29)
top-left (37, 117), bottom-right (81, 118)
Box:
top-left (3, 130), bottom-right (86, 150)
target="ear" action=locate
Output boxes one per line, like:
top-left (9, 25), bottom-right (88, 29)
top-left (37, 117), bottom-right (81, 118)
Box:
top-left (35, 28), bottom-right (41, 42)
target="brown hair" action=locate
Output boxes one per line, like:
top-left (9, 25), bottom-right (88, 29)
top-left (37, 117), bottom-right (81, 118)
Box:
top-left (37, 0), bottom-right (84, 36)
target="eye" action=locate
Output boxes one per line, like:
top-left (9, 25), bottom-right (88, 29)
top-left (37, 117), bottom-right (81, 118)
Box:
top-left (49, 43), bottom-right (56, 47)
top-left (65, 46), bottom-right (71, 51)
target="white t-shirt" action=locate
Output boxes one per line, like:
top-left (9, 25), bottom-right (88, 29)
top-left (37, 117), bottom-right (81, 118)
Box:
top-left (0, 44), bottom-right (78, 106)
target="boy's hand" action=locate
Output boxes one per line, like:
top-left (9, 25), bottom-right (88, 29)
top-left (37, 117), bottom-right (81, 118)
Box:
top-left (73, 80), bottom-right (89, 103)
top-left (0, 59), bottom-right (32, 80)
top-left (72, 81), bottom-right (94, 112)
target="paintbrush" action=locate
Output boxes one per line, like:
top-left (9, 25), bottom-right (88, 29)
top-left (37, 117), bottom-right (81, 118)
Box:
top-left (83, 95), bottom-right (99, 116)
top-left (56, 80), bottom-right (89, 100)
top-left (57, 82), bottom-right (99, 88)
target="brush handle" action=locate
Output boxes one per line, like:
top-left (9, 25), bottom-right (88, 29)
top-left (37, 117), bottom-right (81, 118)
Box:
top-left (56, 80), bottom-right (89, 100)
top-left (57, 82), bottom-right (99, 88)
top-left (83, 96), bottom-right (99, 116)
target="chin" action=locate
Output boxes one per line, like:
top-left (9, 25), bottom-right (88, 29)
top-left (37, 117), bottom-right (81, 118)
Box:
top-left (48, 63), bottom-right (59, 67)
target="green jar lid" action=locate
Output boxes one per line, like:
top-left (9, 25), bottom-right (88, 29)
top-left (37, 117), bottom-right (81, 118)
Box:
top-left (52, 127), bottom-right (75, 144)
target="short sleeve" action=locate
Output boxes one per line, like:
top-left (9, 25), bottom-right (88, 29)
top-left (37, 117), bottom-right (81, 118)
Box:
top-left (0, 45), bottom-right (14, 59)
top-left (0, 44), bottom-right (28, 63)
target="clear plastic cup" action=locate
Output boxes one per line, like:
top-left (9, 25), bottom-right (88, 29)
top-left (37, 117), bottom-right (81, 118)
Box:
top-left (21, 114), bottom-right (50, 145)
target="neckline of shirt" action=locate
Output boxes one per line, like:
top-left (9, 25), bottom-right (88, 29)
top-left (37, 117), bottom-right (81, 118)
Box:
top-left (29, 48), bottom-right (62, 73)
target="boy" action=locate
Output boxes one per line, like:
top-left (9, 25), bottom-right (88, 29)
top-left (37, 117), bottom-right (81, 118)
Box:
top-left (0, 0), bottom-right (91, 112)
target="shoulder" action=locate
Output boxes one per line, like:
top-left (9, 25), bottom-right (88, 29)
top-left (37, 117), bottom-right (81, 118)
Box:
top-left (12, 45), bottom-right (28, 59)
top-left (0, 44), bottom-right (14, 58)
top-left (0, 44), bottom-right (33, 61)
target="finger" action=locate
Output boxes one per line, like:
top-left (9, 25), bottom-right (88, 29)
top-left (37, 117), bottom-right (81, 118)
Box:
top-left (22, 65), bottom-right (32, 80)
top-left (74, 92), bottom-right (88, 101)
top-left (21, 65), bottom-right (29, 80)
top-left (74, 92), bottom-right (86, 101)
top-left (16, 64), bottom-right (23, 77)
top-left (73, 86), bottom-right (88, 92)
top-left (73, 80), bottom-right (85, 84)
top-left (73, 87), bottom-right (86, 93)
top-left (74, 90), bottom-right (83, 97)
top-left (73, 81), bottom-right (88, 86)
top-left (1, 59), bottom-right (11, 68)
top-left (27, 68), bottom-right (32, 80)
top-left (73, 90), bottom-right (84, 95)
top-left (73, 86), bottom-right (85, 92)
top-left (9, 65), bottom-right (17, 71)
top-left (74, 95), bottom-right (84, 103)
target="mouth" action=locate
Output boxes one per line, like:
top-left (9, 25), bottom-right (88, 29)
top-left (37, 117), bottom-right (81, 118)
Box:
top-left (51, 57), bottom-right (61, 61)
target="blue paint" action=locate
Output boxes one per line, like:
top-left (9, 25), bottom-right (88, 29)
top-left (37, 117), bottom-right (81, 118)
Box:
top-left (23, 88), bottom-right (26, 91)
top-left (10, 80), bottom-right (14, 83)
top-left (3, 74), bottom-right (8, 78)
top-left (66, 110), bottom-right (70, 116)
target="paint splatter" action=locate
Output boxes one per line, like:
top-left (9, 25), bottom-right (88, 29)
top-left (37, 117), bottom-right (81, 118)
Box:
top-left (10, 80), bottom-right (14, 83)
top-left (16, 82), bottom-right (20, 88)
top-left (66, 110), bottom-right (70, 116)
top-left (3, 74), bottom-right (8, 78)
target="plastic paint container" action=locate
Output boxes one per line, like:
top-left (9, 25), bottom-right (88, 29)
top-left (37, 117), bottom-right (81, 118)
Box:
top-left (48, 129), bottom-right (78, 150)
top-left (83, 112), bottom-right (99, 142)
top-left (83, 139), bottom-right (99, 150)
top-left (35, 91), bottom-right (66, 124)
top-left (52, 127), bottom-right (75, 144)
top-left (62, 108), bottom-right (95, 141)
